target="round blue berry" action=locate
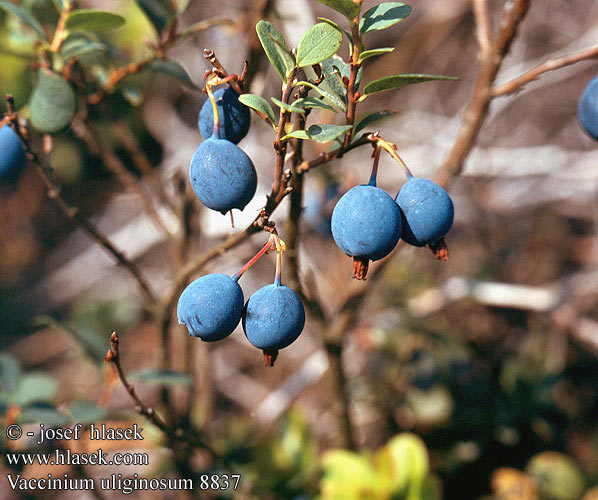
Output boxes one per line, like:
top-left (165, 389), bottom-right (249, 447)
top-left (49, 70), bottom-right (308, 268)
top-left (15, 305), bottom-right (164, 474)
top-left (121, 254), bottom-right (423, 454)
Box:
top-left (177, 273), bottom-right (244, 341)
top-left (0, 123), bottom-right (26, 182)
top-left (198, 87), bottom-right (250, 144)
top-left (331, 184), bottom-right (402, 261)
top-left (578, 75), bottom-right (598, 140)
top-left (190, 137), bottom-right (257, 214)
top-left (395, 177), bottom-right (454, 247)
top-left (242, 284), bottom-right (305, 351)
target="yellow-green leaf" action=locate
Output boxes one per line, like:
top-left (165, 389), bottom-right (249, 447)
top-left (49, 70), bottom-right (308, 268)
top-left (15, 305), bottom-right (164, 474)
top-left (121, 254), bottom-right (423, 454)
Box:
top-left (65, 10), bottom-right (126, 32)
top-left (296, 22), bottom-right (342, 67)
top-left (30, 70), bottom-right (77, 133)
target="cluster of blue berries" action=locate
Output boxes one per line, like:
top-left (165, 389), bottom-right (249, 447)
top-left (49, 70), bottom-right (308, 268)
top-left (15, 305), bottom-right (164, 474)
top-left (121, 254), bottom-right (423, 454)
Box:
top-left (190, 85), bottom-right (257, 215)
top-left (0, 122), bottom-right (27, 183)
top-left (177, 236), bottom-right (305, 367)
top-left (331, 153), bottom-right (454, 279)
top-left (578, 75), bottom-right (598, 140)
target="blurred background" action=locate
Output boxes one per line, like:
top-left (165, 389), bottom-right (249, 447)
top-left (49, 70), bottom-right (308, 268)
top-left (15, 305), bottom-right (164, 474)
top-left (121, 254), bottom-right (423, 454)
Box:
top-left (1, 0), bottom-right (597, 499)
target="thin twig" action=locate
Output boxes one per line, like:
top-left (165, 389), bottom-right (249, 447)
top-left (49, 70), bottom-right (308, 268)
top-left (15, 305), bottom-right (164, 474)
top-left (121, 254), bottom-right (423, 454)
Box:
top-left (472, 0), bottom-right (492, 55)
top-left (104, 332), bottom-right (215, 457)
top-left (342, 19), bottom-right (363, 150)
top-left (492, 45), bottom-right (598, 96)
top-left (72, 118), bottom-right (173, 235)
top-left (4, 95), bottom-right (157, 305)
top-left (435, 0), bottom-right (530, 188)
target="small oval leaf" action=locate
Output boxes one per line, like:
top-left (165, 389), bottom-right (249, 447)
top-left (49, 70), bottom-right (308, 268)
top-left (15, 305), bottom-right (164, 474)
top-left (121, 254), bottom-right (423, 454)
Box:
top-left (148, 59), bottom-right (197, 89)
top-left (354, 110), bottom-right (397, 135)
top-left (69, 399), bottom-right (107, 424)
top-left (30, 70), bottom-right (77, 133)
top-left (135, 0), bottom-right (173, 33)
top-left (317, 17), bottom-right (352, 43)
top-left (238, 93), bottom-right (277, 125)
top-left (358, 47), bottom-right (394, 63)
top-left (293, 96), bottom-right (336, 112)
top-left (130, 369), bottom-right (193, 387)
top-left (271, 97), bottom-right (305, 114)
top-left (14, 373), bottom-right (59, 406)
top-left (61, 36), bottom-right (106, 59)
top-left (65, 10), bottom-right (125, 32)
top-left (256, 20), bottom-right (294, 81)
top-left (362, 73), bottom-right (458, 98)
top-left (359, 2), bottom-right (412, 35)
top-left (282, 123), bottom-right (352, 143)
top-left (0, 1), bottom-right (47, 41)
top-left (296, 22), bottom-right (342, 67)
top-left (296, 80), bottom-right (345, 112)
top-left (315, 0), bottom-right (360, 21)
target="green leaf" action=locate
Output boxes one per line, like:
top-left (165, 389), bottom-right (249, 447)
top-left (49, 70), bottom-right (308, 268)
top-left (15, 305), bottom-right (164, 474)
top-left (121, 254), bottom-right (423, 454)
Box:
top-left (384, 433), bottom-right (430, 494)
top-left (69, 399), bottom-right (107, 424)
top-left (65, 10), bottom-right (125, 32)
top-left (283, 123), bottom-right (352, 143)
top-left (14, 373), bottom-right (59, 406)
top-left (271, 97), bottom-right (305, 114)
top-left (317, 17), bottom-right (352, 43)
top-left (30, 70), bottom-right (77, 133)
top-left (238, 93), bottom-right (277, 125)
top-left (0, 354), bottom-right (22, 397)
top-left (19, 406), bottom-right (68, 426)
top-left (361, 73), bottom-right (458, 99)
top-left (359, 2), bottom-right (412, 35)
top-left (147, 58), bottom-right (197, 89)
top-left (175, 0), bottom-right (190, 14)
top-left (0, 1), bottom-right (47, 41)
top-left (354, 110), bottom-right (396, 135)
top-left (296, 80), bottom-right (345, 112)
top-left (61, 37), bottom-right (106, 59)
top-left (319, 55), bottom-right (362, 106)
top-left (315, 0), bottom-right (360, 21)
top-left (135, 0), bottom-right (173, 33)
top-left (358, 47), bottom-right (394, 63)
top-left (296, 22), bottom-right (342, 67)
top-left (130, 369), bottom-right (193, 387)
top-left (256, 20), bottom-right (294, 81)
top-left (293, 96), bottom-right (336, 112)
top-left (526, 452), bottom-right (586, 500)
top-left (52, 0), bottom-right (71, 12)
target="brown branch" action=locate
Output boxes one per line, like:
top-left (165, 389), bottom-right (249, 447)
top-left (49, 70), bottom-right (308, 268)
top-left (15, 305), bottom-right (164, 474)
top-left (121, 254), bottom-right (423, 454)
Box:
top-left (492, 45), bottom-right (598, 97)
top-left (342, 19), bottom-right (363, 150)
top-left (435, 0), bottom-right (530, 188)
top-left (4, 96), bottom-right (157, 305)
top-left (104, 332), bottom-right (215, 457)
top-left (72, 118), bottom-right (173, 236)
top-left (472, 0), bottom-right (492, 55)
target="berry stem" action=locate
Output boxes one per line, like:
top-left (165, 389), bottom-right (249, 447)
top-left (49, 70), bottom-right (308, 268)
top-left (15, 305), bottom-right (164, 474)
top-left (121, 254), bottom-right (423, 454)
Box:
top-left (274, 235), bottom-right (283, 287)
top-left (232, 237), bottom-right (274, 282)
top-left (368, 146), bottom-right (381, 186)
top-left (205, 80), bottom-right (220, 139)
top-left (376, 138), bottom-right (414, 180)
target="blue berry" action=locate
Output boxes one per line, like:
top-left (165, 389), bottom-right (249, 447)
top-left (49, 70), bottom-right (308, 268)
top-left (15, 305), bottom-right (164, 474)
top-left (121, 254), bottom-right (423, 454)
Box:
top-left (331, 184), bottom-right (402, 278)
top-left (242, 283), bottom-right (305, 351)
top-left (578, 75), bottom-right (598, 140)
top-left (189, 137), bottom-right (257, 214)
top-left (177, 273), bottom-right (244, 342)
top-left (0, 123), bottom-right (26, 182)
top-left (198, 87), bottom-right (250, 144)
top-left (395, 177), bottom-right (454, 247)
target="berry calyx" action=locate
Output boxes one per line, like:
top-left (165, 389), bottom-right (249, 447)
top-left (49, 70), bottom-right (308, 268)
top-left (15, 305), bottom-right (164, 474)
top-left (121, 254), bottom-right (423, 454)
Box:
top-left (177, 273), bottom-right (244, 342)
top-left (395, 177), bottom-right (454, 256)
top-left (0, 122), bottom-right (26, 182)
top-left (331, 184), bottom-right (402, 280)
top-left (578, 75), bottom-right (598, 140)
top-left (189, 136), bottom-right (257, 214)
top-left (198, 86), bottom-right (250, 144)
